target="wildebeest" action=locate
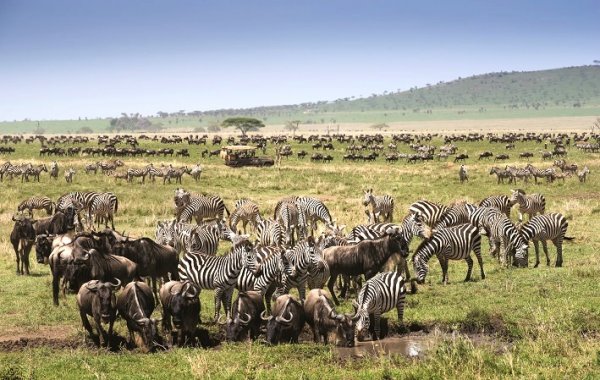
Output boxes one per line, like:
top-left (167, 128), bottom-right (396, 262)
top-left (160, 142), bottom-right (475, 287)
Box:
top-left (323, 227), bottom-right (407, 305)
top-left (112, 237), bottom-right (179, 300)
top-left (76, 279), bottom-right (121, 347)
top-left (32, 206), bottom-right (77, 236)
top-left (159, 280), bottom-right (200, 347)
top-left (495, 153), bottom-right (510, 161)
top-left (226, 290), bottom-right (265, 342)
top-left (117, 281), bottom-right (158, 351)
top-left (454, 153), bottom-right (469, 163)
top-left (263, 294), bottom-right (305, 344)
top-left (10, 215), bottom-right (36, 275)
top-left (43, 234), bottom-right (89, 305)
top-left (303, 289), bottom-right (354, 347)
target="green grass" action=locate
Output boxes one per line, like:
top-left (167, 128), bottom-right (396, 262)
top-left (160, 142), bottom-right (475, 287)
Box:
top-left (0, 134), bottom-right (599, 379)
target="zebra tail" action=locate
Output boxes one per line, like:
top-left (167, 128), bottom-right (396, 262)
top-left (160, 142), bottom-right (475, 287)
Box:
top-left (409, 279), bottom-right (417, 294)
top-left (563, 236), bottom-right (574, 241)
top-left (224, 204), bottom-right (230, 217)
top-left (114, 198), bottom-right (119, 213)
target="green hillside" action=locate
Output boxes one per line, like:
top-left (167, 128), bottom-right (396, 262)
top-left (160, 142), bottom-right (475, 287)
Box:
top-left (3, 65), bottom-right (600, 134)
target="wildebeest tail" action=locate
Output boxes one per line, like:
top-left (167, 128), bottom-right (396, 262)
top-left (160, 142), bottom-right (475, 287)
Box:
top-left (563, 236), bottom-right (574, 241)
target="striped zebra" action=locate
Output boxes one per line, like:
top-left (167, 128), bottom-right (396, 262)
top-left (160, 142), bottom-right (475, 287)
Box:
top-left (236, 245), bottom-right (283, 292)
top-left (506, 166), bottom-right (532, 184)
top-left (412, 224), bottom-right (484, 284)
top-left (147, 165), bottom-right (169, 182)
top-left (49, 161), bottom-right (59, 180)
top-left (156, 219), bottom-right (222, 256)
top-left (362, 189), bottom-right (394, 223)
top-left (487, 214), bottom-right (529, 266)
top-left (275, 196), bottom-right (335, 236)
top-left (57, 191), bottom-right (101, 226)
top-left (190, 164), bottom-right (202, 182)
top-left (479, 195), bottom-right (514, 218)
top-left (409, 200), bottom-right (449, 228)
top-left (176, 191), bottom-right (230, 224)
top-left (458, 165), bottom-right (468, 183)
top-left (251, 247), bottom-right (289, 313)
top-left (89, 192), bottom-right (118, 230)
top-left (0, 161), bottom-right (12, 181)
top-left (276, 237), bottom-right (320, 302)
top-left (352, 271), bottom-right (406, 340)
top-left (24, 164), bottom-right (47, 182)
top-left (255, 217), bottom-right (284, 247)
top-left (4, 163), bottom-right (29, 181)
top-left (489, 167), bottom-right (512, 184)
top-left (64, 168), bottom-right (76, 183)
top-left (126, 166), bottom-right (151, 184)
top-left (578, 166), bottom-right (590, 183)
top-left (275, 201), bottom-right (301, 248)
top-left (178, 240), bottom-right (254, 322)
top-left (84, 163), bottom-right (98, 175)
top-left (509, 189), bottom-right (546, 222)
top-left (525, 164), bottom-right (555, 184)
top-left (436, 202), bottom-right (477, 229)
top-left (518, 213), bottom-right (571, 268)
top-left (17, 196), bottom-right (55, 216)
top-left (229, 199), bottom-right (261, 234)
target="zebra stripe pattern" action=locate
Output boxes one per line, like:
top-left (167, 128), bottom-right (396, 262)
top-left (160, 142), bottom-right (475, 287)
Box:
top-left (178, 241), bottom-right (254, 321)
top-left (412, 224), bottom-right (484, 284)
top-left (230, 199), bottom-right (261, 234)
top-left (525, 164), bottom-right (556, 184)
top-left (409, 200), bottom-right (449, 228)
top-left (487, 214), bottom-right (529, 266)
top-left (353, 271), bottom-right (406, 340)
top-left (458, 165), bottom-right (468, 183)
top-left (126, 166), bottom-right (151, 183)
top-left (518, 213), bottom-right (569, 268)
top-left (255, 217), bottom-right (284, 247)
top-left (275, 201), bottom-right (301, 248)
top-left (176, 190), bottom-right (229, 224)
top-left (479, 195), bottom-right (514, 218)
top-left (509, 189), bottom-right (546, 222)
top-left (362, 189), bottom-right (394, 223)
top-left (436, 202), bottom-right (477, 229)
top-left (89, 192), bottom-right (118, 230)
top-left (17, 196), bottom-right (54, 216)
top-left (276, 238), bottom-right (320, 302)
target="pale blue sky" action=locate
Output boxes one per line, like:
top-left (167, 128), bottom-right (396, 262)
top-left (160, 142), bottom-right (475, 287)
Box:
top-left (1, 0), bottom-right (598, 120)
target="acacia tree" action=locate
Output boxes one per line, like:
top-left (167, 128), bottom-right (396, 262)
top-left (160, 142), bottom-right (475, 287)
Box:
top-left (285, 120), bottom-right (301, 136)
top-left (371, 123), bottom-right (389, 131)
top-left (221, 117), bottom-right (265, 136)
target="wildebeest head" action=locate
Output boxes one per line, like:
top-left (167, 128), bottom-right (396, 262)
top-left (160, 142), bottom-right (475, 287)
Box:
top-left (226, 294), bottom-right (257, 342)
top-left (264, 296), bottom-right (296, 344)
top-left (11, 215), bottom-right (36, 242)
top-left (384, 226), bottom-right (409, 257)
top-left (87, 278), bottom-right (121, 323)
top-left (35, 234), bottom-right (55, 264)
top-left (136, 317), bottom-right (158, 351)
top-left (319, 295), bottom-right (355, 347)
top-left (169, 282), bottom-right (199, 330)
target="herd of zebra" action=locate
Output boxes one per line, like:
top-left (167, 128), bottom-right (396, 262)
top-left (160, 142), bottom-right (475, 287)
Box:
top-left (488, 160), bottom-right (591, 184)
top-left (8, 182), bottom-right (573, 349)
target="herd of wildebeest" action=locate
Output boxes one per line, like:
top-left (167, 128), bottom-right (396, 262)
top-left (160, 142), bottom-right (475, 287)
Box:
top-left (4, 130), bottom-right (594, 352)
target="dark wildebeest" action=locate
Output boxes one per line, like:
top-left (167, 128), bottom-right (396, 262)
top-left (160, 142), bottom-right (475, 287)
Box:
top-left (159, 280), bottom-right (200, 347)
top-left (454, 154), bottom-right (469, 163)
top-left (303, 289), bottom-right (354, 347)
top-left (112, 237), bottom-right (179, 300)
top-left (226, 290), bottom-right (265, 342)
top-left (10, 215), bottom-right (36, 275)
top-left (263, 294), bottom-right (305, 345)
top-left (323, 227), bottom-right (407, 305)
top-left (117, 281), bottom-right (158, 351)
top-left (32, 206), bottom-right (77, 236)
top-left (76, 279), bottom-right (121, 347)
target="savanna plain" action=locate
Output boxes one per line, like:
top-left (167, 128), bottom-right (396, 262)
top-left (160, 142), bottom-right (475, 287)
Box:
top-left (0, 126), bottom-right (599, 379)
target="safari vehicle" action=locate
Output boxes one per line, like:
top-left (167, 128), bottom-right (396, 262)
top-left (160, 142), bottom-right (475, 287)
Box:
top-left (221, 145), bottom-right (274, 167)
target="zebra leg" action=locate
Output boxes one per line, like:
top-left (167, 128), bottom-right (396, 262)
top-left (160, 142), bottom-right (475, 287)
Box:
top-left (213, 288), bottom-right (224, 322)
top-left (475, 248), bottom-right (485, 280)
top-left (396, 297), bottom-right (405, 330)
top-left (464, 255), bottom-right (474, 282)
top-left (223, 287), bottom-right (234, 320)
top-left (533, 240), bottom-right (541, 268)
top-left (553, 238), bottom-right (563, 267)
top-left (437, 256), bottom-right (449, 284)
top-left (541, 240), bottom-right (551, 267)
top-left (372, 312), bottom-right (381, 340)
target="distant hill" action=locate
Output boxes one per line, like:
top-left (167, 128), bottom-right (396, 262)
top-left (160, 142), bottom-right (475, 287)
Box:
top-left (2, 65), bottom-right (600, 134)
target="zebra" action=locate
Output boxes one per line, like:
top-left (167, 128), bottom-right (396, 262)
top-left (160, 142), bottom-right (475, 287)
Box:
top-left (436, 202), bottom-right (477, 229)
top-left (23, 164), bottom-right (47, 182)
top-left (255, 217), bottom-right (284, 247)
top-left (56, 191), bottom-right (101, 226)
top-left (275, 201), bottom-right (301, 248)
top-left (0, 161), bottom-right (12, 181)
top-left (229, 199), bottom-right (261, 234)
top-left (505, 166), bottom-right (532, 184)
top-left (98, 160), bottom-right (124, 174)
top-left (126, 166), bottom-right (151, 184)
top-left (509, 189), bottom-right (546, 222)
top-left (352, 271), bottom-right (406, 341)
top-left (518, 213), bottom-right (572, 268)
top-left (156, 219), bottom-right (221, 256)
top-left (176, 191), bottom-right (230, 224)
top-left (412, 224), bottom-right (484, 284)
top-left (487, 214), bottom-right (529, 266)
top-left (250, 247), bottom-right (289, 313)
top-left (489, 166), bottom-right (512, 184)
top-left (479, 195), bottom-right (515, 218)
top-left (49, 161), bottom-right (59, 180)
top-left (64, 168), bottom-right (76, 183)
top-left (362, 189), bottom-right (394, 223)
top-left (4, 163), bottom-right (29, 181)
top-left (525, 164), bottom-right (555, 184)
top-left (147, 165), bottom-right (169, 182)
top-left (275, 196), bottom-right (334, 237)
top-left (578, 166), bottom-right (590, 183)
top-left (84, 163), bottom-right (98, 175)
top-left (89, 192), bottom-right (119, 230)
top-left (164, 166), bottom-right (190, 184)
top-left (276, 237), bottom-right (320, 302)
top-left (178, 240), bottom-right (254, 322)
top-left (458, 165), bottom-right (468, 183)
top-left (409, 200), bottom-right (449, 228)
top-left (17, 196), bottom-right (55, 216)
top-left (188, 221), bottom-right (226, 255)
top-left (190, 164), bottom-right (202, 182)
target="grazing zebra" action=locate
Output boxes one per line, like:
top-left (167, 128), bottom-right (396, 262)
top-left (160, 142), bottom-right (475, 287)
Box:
top-left (176, 191), bottom-right (230, 224)
top-left (458, 165), bottom-right (468, 183)
top-left (509, 189), bottom-right (546, 222)
top-left (275, 201), bottom-right (301, 248)
top-left (362, 189), bottom-right (394, 223)
top-left (64, 168), bottom-right (76, 183)
top-left (436, 202), bottom-right (477, 228)
top-left (487, 214), bottom-right (529, 266)
top-left (17, 196), bottom-right (55, 216)
top-left (164, 166), bottom-right (190, 184)
top-left (506, 166), bottom-right (532, 184)
top-left (577, 166), bottom-right (590, 183)
top-left (518, 213), bottom-right (572, 268)
top-left (479, 195), bottom-right (514, 218)
top-left (4, 163), bottom-right (29, 181)
top-left (84, 163), bottom-right (98, 175)
top-left (98, 160), bottom-right (124, 174)
top-left (0, 161), bottom-right (12, 181)
top-left (23, 164), bottom-right (47, 182)
top-left (49, 161), bottom-right (59, 180)
top-left (352, 271), bottom-right (406, 340)
top-left (255, 217), bottom-right (284, 247)
top-left (126, 166), bottom-right (151, 184)
top-left (489, 167), bottom-right (512, 184)
top-left (412, 224), bottom-right (484, 284)
top-left (409, 200), bottom-right (449, 228)
top-left (275, 196), bottom-right (334, 237)
top-left (178, 241), bottom-right (254, 322)
top-left (190, 164), bottom-right (202, 182)
top-left (89, 192), bottom-right (118, 230)
top-left (525, 164), bottom-right (555, 184)
top-left (229, 199), bottom-right (261, 234)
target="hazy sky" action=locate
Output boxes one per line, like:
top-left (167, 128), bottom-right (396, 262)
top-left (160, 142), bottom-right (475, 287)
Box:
top-left (1, 0), bottom-right (598, 121)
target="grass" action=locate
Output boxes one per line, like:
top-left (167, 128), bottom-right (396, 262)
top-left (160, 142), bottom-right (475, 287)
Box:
top-left (0, 132), bottom-right (599, 378)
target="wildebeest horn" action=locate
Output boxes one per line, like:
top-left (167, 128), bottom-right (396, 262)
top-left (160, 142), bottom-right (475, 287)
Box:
top-left (85, 280), bottom-right (99, 291)
top-left (275, 298), bottom-right (293, 323)
top-left (216, 314), bottom-right (227, 325)
top-left (238, 312), bottom-right (251, 325)
top-left (184, 283), bottom-right (198, 298)
top-left (260, 310), bottom-right (272, 321)
top-left (110, 278), bottom-right (121, 289)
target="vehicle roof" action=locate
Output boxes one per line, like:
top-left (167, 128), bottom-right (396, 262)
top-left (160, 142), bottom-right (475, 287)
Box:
top-left (223, 145), bottom-right (257, 151)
